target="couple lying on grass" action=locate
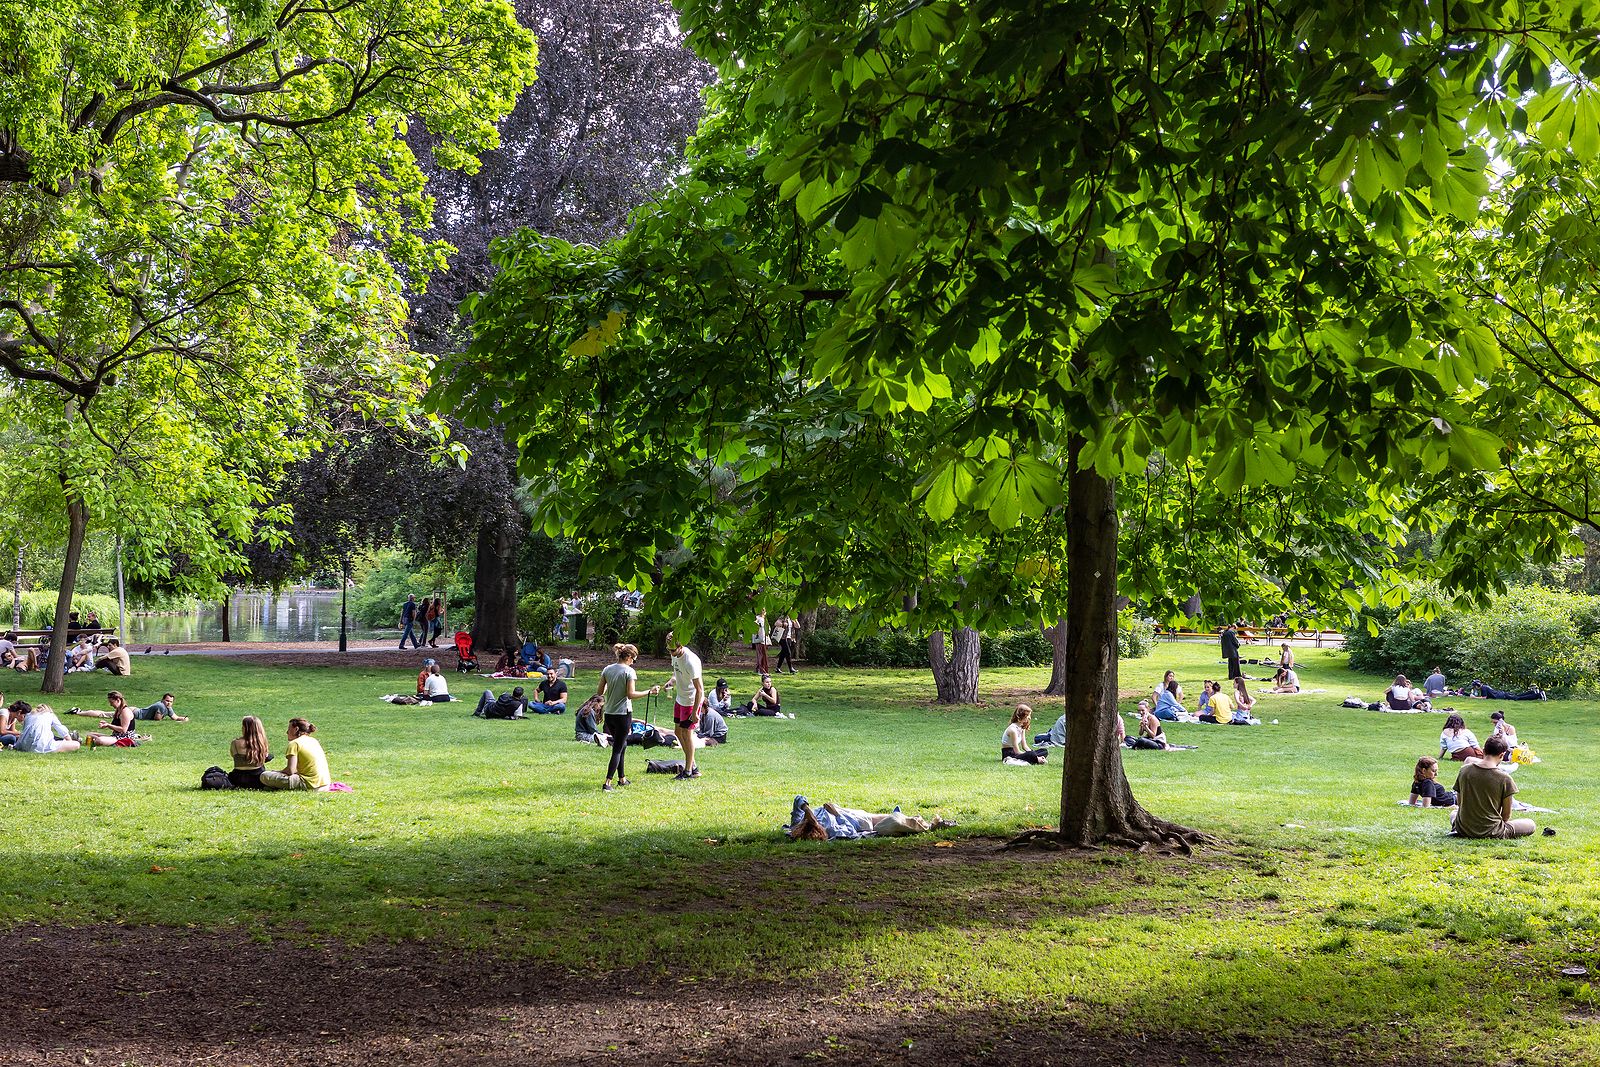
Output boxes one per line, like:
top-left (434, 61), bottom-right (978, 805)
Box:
top-left (785, 795), bottom-right (955, 840)
top-left (1408, 735), bottom-right (1543, 839)
top-left (213, 715), bottom-right (332, 790)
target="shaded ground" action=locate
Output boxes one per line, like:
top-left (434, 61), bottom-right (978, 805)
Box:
top-left (0, 923), bottom-right (1429, 1066)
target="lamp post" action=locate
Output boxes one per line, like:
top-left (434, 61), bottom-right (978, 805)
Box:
top-left (339, 557), bottom-right (350, 653)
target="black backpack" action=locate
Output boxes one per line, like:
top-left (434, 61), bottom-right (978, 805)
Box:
top-left (200, 766), bottom-right (233, 790)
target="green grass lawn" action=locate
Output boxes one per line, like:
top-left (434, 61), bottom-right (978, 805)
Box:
top-left (2, 644), bottom-right (1596, 1061)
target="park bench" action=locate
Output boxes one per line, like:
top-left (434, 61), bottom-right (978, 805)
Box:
top-left (6, 627), bottom-right (117, 648)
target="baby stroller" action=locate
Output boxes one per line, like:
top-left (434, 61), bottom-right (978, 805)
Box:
top-left (453, 631), bottom-right (480, 673)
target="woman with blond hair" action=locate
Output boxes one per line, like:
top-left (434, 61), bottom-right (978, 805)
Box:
top-left (595, 643), bottom-right (660, 792)
top-left (229, 715), bottom-right (271, 788)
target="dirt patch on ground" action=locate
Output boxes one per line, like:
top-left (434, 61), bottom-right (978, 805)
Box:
top-left (0, 923), bottom-right (1433, 1067)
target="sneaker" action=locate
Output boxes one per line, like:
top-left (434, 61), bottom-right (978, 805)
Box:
top-left (69, 707), bottom-right (81, 715)
top-left (602, 783), bottom-right (615, 792)
top-left (689, 767), bottom-right (701, 778)
top-left (673, 771), bottom-right (690, 780)
top-left (1543, 827), bottom-right (1557, 836)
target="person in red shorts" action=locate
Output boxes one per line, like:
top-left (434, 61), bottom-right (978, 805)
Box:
top-left (665, 630), bottom-right (705, 781)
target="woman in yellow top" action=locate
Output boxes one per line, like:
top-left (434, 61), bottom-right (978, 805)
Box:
top-left (1201, 681), bottom-right (1234, 724)
top-left (259, 717), bottom-right (331, 791)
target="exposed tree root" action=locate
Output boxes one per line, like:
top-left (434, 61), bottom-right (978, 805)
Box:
top-left (1002, 817), bottom-right (1217, 857)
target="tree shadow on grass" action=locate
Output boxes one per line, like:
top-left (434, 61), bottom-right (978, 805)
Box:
top-left (0, 824), bottom-right (1575, 1056)
top-left (0, 922), bottom-right (1460, 1067)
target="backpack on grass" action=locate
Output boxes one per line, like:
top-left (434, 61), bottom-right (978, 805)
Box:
top-left (200, 766), bottom-right (233, 790)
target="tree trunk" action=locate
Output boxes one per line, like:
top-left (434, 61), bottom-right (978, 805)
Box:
top-left (1042, 615), bottom-right (1068, 696)
top-left (41, 496), bottom-right (87, 694)
top-left (220, 588), bottom-right (231, 642)
top-left (471, 516), bottom-right (525, 653)
top-left (928, 626), bottom-right (980, 704)
top-left (1055, 437), bottom-right (1203, 851)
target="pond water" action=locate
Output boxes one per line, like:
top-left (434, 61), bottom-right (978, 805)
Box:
top-left (123, 590), bottom-right (393, 645)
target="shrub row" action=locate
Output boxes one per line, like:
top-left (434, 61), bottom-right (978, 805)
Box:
top-left (1344, 583), bottom-right (1600, 694)
top-left (4, 591), bottom-right (123, 630)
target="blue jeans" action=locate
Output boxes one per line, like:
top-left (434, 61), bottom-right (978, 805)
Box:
top-left (529, 701), bottom-right (566, 715)
top-left (400, 619), bottom-right (420, 648)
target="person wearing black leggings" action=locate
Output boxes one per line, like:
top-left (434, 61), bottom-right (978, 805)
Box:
top-left (596, 642), bottom-right (660, 792)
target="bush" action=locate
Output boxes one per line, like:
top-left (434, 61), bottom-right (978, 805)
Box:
top-left (1343, 584), bottom-right (1600, 694)
top-left (1119, 612), bottom-right (1156, 659)
top-left (6, 591), bottom-right (122, 630)
top-left (517, 593), bottom-right (563, 642)
top-left (804, 626), bottom-right (927, 668)
top-left (980, 629), bottom-right (1052, 668)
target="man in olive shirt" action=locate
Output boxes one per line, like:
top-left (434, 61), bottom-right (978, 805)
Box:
top-left (1452, 736), bottom-right (1536, 839)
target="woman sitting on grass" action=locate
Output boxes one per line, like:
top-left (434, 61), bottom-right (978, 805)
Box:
top-left (574, 694), bottom-right (608, 745)
top-left (1151, 669), bottom-right (1176, 708)
top-left (259, 718), bottom-right (331, 791)
top-left (228, 715), bottom-right (271, 789)
top-left (1439, 713), bottom-right (1483, 761)
top-left (1408, 756), bottom-right (1456, 808)
top-left (1153, 680), bottom-right (1187, 721)
top-left (1001, 704), bottom-right (1048, 765)
top-left (422, 664), bottom-right (453, 702)
top-left (9, 701), bottom-right (81, 753)
top-left (1266, 667), bottom-right (1301, 694)
top-left (1127, 701), bottom-right (1170, 749)
top-left (1232, 677), bottom-right (1256, 717)
top-left (1199, 680), bottom-right (1232, 724)
top-left (1384, 675), bottom-right (1428, 711)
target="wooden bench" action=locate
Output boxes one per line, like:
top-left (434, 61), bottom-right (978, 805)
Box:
top-left (5, 627), bottom-right (117, 648)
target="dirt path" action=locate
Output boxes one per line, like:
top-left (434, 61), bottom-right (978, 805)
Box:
top-left (0, 924), bottom-right (1427, 1066)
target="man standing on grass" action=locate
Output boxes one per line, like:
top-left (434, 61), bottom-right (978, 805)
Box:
top-left (1452, 736), bottom-right (1537, 839)
top-left (399, 594), bottom-right (420, 650)
top-left (665, 630), bottom-right (705, 780)
top-left (1220, 623), bottom-right (1241, 681)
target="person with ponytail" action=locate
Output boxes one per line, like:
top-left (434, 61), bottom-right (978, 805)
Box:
top-left (228, 715), bottom-right (271, 788)
top-left (259, 718), bottom-right (331, 791)
top-left (595, 643), bottom-right (661, 792)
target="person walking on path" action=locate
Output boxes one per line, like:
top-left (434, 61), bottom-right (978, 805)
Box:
top-left (1220, 623), bottom-right (1242, 681)
top-left (399, 594), bottom-right (421, 650)
top-left (665, 630), bottom-right (705, 780)
top-left (774, 612), bottom-right (798, 674)
top-left (595, 643), bottom-right (660, 792)
top-left (752, 610), bottom-right (771, 675)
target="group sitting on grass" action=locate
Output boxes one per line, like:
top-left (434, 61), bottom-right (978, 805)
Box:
top-left (1, 688), bottom-right (189, 751)
top-left (473, 668), bottom-right (570, 719)
top-left (1410, 738), bottom-right (1541, 838)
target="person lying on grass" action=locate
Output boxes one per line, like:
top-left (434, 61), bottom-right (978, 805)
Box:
top-left (1408, 756), bottom-right (1457, 808)
top-left (1467, 680), bottom-right (1546, 701)
top-left (785, 796), bottom-right (955, 840)
top-left (133, 693), bottom-right (187, 722)
top-left (259, 717), bottom-right (331, 791)
top-left (473, 686), bottom-right (528, 719)
top-left (1001, 705), bottom-right (1048, 765)
top-left (1451, 736), bottom-right (1536, 839)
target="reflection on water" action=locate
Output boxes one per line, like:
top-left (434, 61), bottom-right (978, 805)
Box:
top-left (125, 591), bottom-right (392, 645)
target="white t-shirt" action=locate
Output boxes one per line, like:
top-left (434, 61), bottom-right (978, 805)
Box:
top-left (1388, 685), bottom-right (1411, 703)
top-left (424, 673), bottom-right (449, 698)
top-left (1002, 723), bottom-right (1026, 750)
top-left (670, 647), bottom-right (703, 706)
top-left (601, 662), bottom-right (636, 716)
top-left (1280, 669), bottom-right (1300, 690)
top-left (1441, 728), bottom-right (1480, 754)
top-left (754, 616), bottom-right (769, 645)
top-left (17, 710), bottom-right (69, 753)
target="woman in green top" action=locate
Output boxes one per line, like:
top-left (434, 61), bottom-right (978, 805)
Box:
top-left (260, 717), bottom-right (331, 791)
top-left (228, 715), bottom-right (270, 789)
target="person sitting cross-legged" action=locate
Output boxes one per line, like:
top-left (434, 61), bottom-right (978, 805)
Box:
top-left (1451, 736), bottom-right (1536, 839)
top-left (529, 668), bottom-right (568, 714)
